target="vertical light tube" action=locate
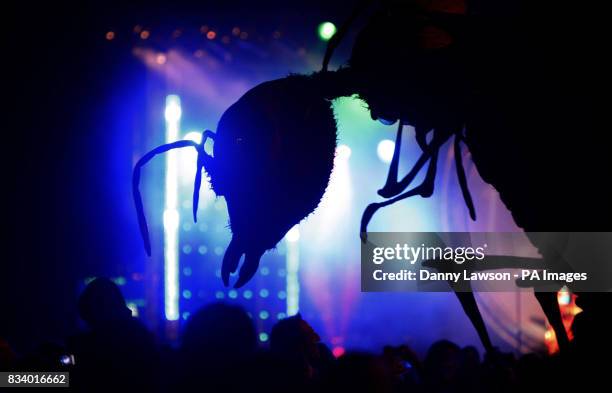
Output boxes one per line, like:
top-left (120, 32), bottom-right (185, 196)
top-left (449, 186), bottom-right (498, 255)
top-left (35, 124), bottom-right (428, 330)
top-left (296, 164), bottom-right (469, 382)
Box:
top-left (285, 225), bottom-right (300, 316)
top-left (163, 95), bottom-right (181, 321)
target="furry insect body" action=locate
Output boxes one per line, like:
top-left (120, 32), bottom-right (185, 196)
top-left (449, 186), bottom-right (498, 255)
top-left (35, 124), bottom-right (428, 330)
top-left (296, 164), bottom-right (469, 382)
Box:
top-left (134, 75), bottom-right (338, 288)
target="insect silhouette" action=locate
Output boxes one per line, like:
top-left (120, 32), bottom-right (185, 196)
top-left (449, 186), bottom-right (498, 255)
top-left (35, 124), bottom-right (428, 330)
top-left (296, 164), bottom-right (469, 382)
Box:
top-left (134, 0), bottom-right (610, 353)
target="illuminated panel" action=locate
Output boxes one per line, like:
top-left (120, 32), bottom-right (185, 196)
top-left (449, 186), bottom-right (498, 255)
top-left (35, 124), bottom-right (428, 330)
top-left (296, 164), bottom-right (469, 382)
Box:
top-left (285, 225), bottom-right (300, 316)
top-left (163, 94), bottom-right (182, 321)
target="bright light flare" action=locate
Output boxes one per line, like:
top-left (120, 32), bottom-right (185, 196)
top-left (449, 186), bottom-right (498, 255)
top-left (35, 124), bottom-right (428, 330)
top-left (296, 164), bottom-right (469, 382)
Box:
top-left (318, 22), bottom-right (337, 41)
top-left (336, 144), bottom-right (352, 161)
top-left (377, 139), bottom-right (395, 163)
top-left (164, 95), bottom-right (181, 321)
top-left (285, 224), bottom-right (300, 316)
top-left (164, 96), bottom-right (182, 123)
top-left (285, 225), bottom-right (300, 242)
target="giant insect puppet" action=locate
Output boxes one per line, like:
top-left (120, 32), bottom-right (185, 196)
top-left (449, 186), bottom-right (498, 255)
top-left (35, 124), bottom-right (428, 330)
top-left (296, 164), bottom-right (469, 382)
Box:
top-left (134, 0), bottom-right (611, 354)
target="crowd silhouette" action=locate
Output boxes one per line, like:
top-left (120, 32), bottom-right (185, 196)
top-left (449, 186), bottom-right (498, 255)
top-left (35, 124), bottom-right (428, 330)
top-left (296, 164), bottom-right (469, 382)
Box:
top-left (2, 277), bottom-right (606, 392)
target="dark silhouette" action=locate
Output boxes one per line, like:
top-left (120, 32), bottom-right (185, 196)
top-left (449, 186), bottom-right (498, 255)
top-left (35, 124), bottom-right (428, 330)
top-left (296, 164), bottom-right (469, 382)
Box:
top-left (320, 352), bottom-right (394, 393)
top-left (423, 340), bottom-right (462, 392)
top-left (178, 302), bottom-right (257, 392)
top-left (67, 278), bottom-right (158, 391)
top-left (269, 314), bottom-right (330, 388)
top-left (3, 296), bottom-right (596, 392)
top-left (0, 338), bottom-right (16, 370)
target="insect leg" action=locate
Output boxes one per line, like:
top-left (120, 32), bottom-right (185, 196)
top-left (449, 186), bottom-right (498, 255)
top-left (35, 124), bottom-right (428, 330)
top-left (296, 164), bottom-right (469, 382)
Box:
top-left (454, 133), bottom-right (476, 220)
top-left (455, 291), bottom-right (494, 353)
top-left (361, 146), bottom-right (440, 242)
top-left (379, 121), bottom-right (407, 198)
top-left (378, 127), bottom-right (442, 199)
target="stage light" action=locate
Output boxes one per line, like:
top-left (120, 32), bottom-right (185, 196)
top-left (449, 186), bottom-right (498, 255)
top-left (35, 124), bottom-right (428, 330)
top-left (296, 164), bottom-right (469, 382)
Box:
top-left (183, 267), bottom-right (192, 277)
top-left (259, 310), bottom-right (269, 320)
top-left (259, 288), bottom-right (269, 298)
top-left (229, 290), bottom-right (238, 299)
top-left (259, 332), bottom-right (269, 342)
top-left (243, 290), bottom-right (253, 299)
top-left (127, 302), bottom-right (139, 317)
top-left (156, 54), bottom-right (167, 65)
top-left (285, 225), bottom-right (300, 242)
top-left (215, 291), bottom-right (224, 299)
top-left (336, 144), bottom-right (352, 161)
top-left (558, 287), bottom-right (571, 306)
top-left (182, 312), bottom-right (190, 320)
top-left (183, 129), bottom-right (203, 144)
top-left (165, 99), bottom-right (182, 124)
top-left (182, 289), bottom-right (192, 299)
top-left (285, 225), bottom-right (300, 316)
top-left (164, 95), bottom-right (182, 321)
top-left (377, 139), bottom-right (395, 163)
top-left (332, 346), bottom-right (345, 358)
top-left (318, 21), bottom-right (337, 41)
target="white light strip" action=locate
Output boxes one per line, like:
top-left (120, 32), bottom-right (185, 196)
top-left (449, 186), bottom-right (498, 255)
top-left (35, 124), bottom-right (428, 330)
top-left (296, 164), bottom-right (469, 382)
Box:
top-left (163, 95), bottom-right (181, 321)
top-left (285, 225), bottom-right (300, 316)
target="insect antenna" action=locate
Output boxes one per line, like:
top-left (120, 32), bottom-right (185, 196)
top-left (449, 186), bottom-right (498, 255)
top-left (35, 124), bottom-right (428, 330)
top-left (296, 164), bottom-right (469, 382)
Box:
top-left (133, 130), bottom-right (214, 256)
top-left (322, 0), bottom-right (375, 72)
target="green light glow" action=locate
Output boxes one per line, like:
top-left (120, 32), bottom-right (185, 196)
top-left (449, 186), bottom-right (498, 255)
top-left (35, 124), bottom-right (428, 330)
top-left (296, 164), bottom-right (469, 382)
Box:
top-left (318, 22), bottom-right (337, 41)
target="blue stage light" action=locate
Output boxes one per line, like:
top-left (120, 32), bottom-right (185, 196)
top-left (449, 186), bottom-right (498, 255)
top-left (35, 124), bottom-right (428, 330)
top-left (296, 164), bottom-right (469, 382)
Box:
top-left (163, 95), bottom-right (182, 321)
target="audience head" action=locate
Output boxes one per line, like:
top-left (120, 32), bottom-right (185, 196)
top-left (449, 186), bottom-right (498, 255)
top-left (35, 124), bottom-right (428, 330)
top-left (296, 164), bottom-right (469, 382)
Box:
top-left (271, 313), bottom-right (321, 361)
top-left (77, 277), bottom-right (131, 328)
top-left (181, 302), bottom-right (256, 364)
